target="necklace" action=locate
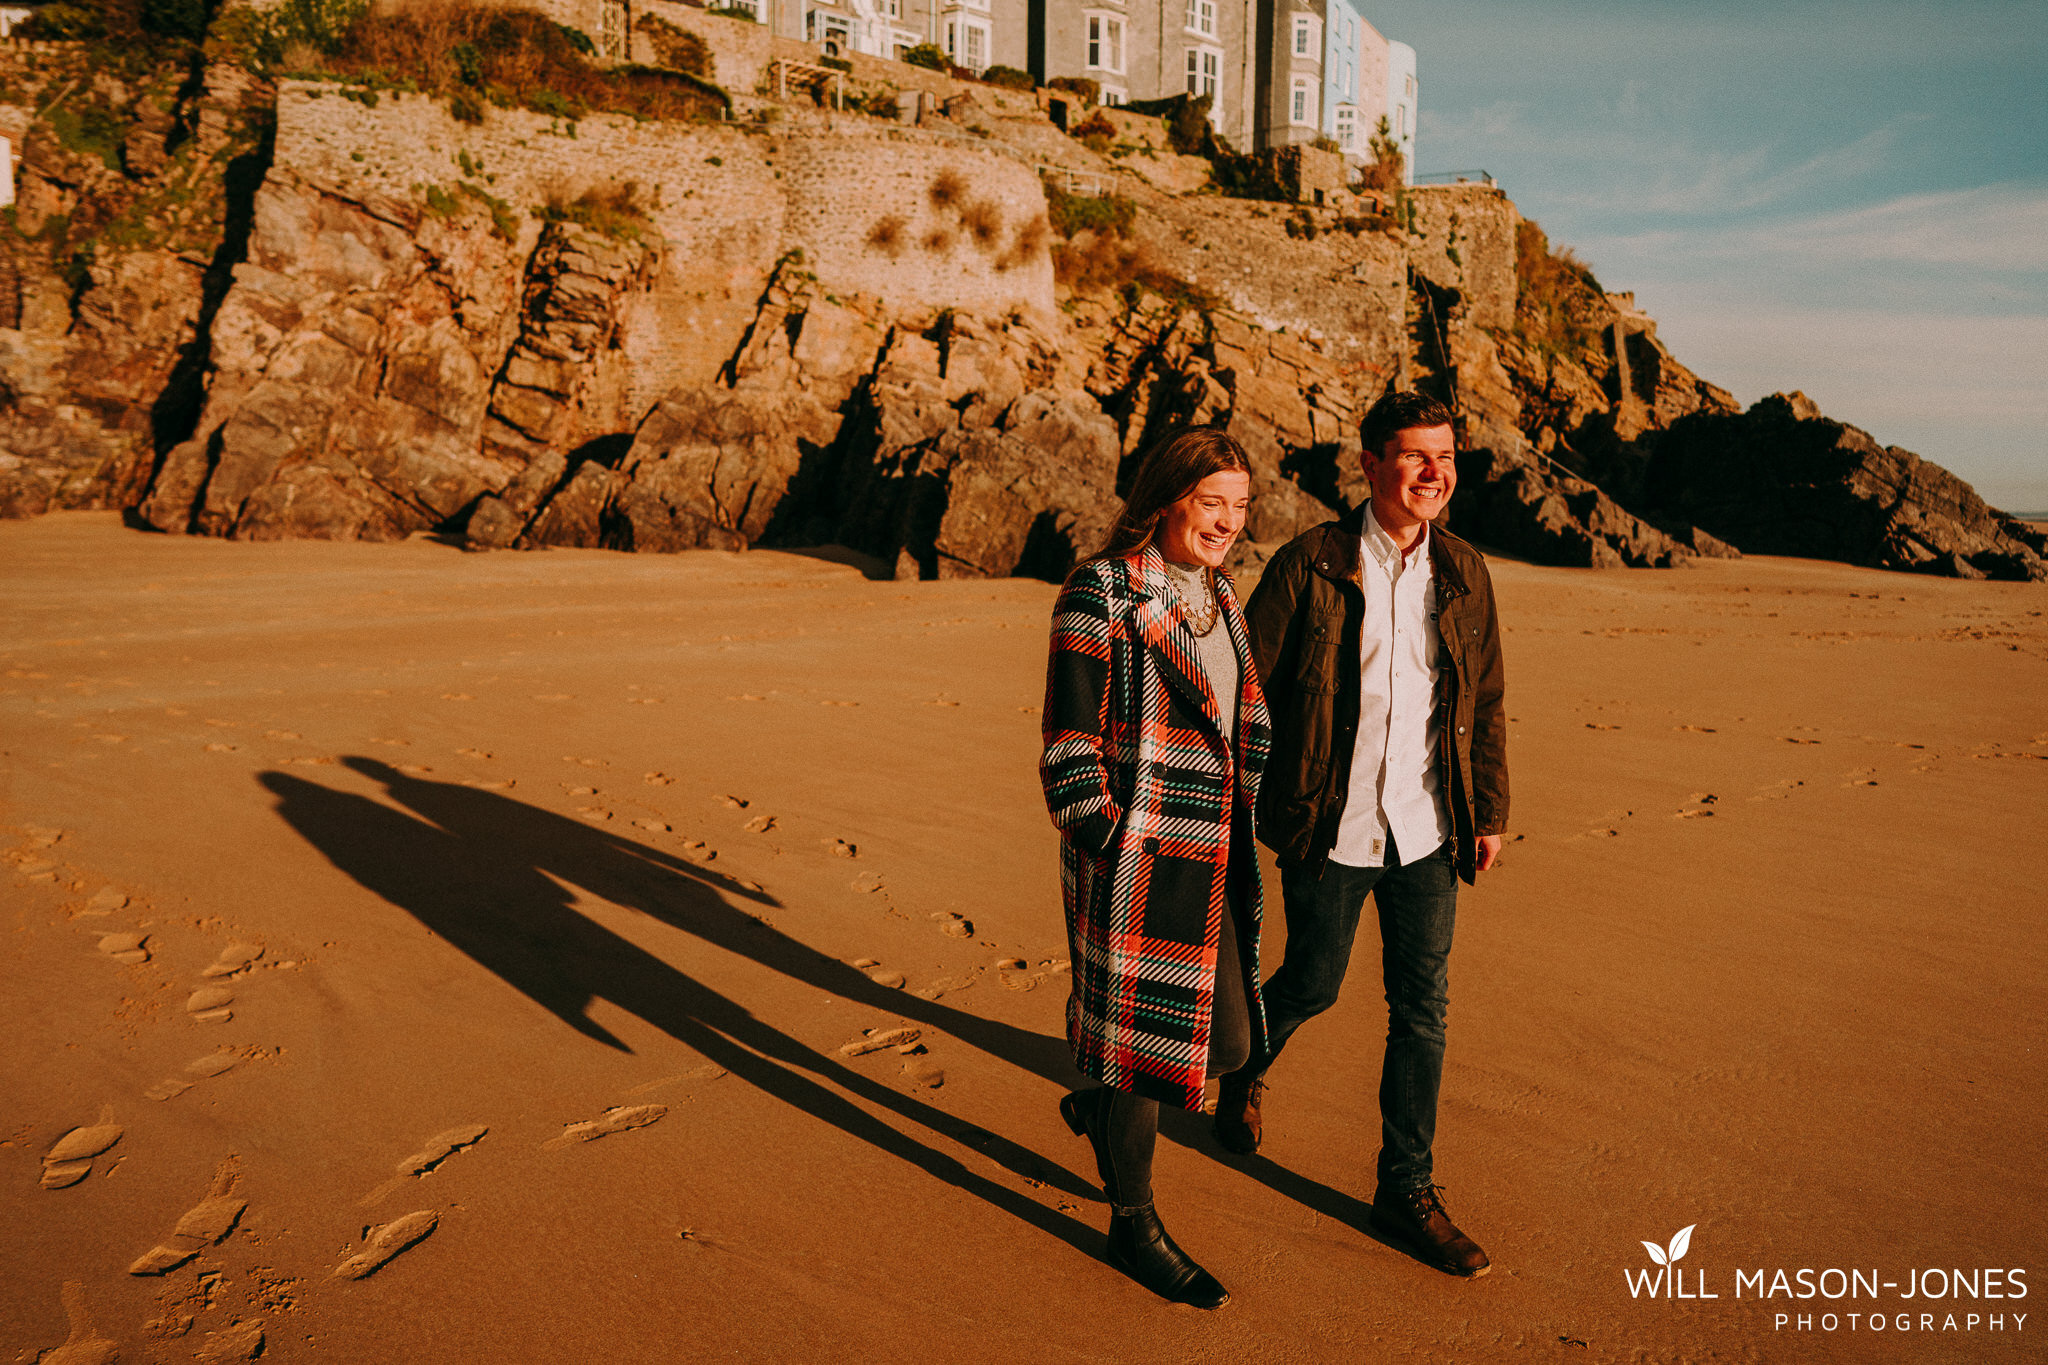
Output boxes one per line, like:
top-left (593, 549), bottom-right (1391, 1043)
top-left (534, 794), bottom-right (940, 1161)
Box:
top-left (1164, 561), bottom-right (1221, 637)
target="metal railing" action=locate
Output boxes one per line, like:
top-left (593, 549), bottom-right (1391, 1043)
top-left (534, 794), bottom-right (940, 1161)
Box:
top-left (1413, 170), bottom-right (1497, 187)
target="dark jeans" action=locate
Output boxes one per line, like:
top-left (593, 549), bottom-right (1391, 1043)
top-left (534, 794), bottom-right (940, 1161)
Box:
top-left (1257, 835), bottom-right (1459, 1193)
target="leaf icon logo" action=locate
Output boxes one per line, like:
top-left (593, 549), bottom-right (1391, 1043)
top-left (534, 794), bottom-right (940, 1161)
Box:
top-left (1641, 1224), bottom-right (1696, 1266)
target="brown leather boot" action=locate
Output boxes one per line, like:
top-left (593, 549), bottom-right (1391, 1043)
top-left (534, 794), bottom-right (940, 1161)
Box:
top-left (1212, 1068), bottom-right (1267, 1154)
top-left (1369, 1184), bottom-right (1491, 1277)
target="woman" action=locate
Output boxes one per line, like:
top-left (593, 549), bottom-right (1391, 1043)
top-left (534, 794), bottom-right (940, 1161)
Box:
top-left (1039, 426), bottom-right (1271, 1308)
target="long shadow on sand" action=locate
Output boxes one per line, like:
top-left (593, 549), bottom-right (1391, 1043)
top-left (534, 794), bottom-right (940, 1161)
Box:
top-left (259, 758), bottom-right (1097, 1254)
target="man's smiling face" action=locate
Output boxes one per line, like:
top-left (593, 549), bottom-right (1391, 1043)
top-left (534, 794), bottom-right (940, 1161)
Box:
top-left (1365, 422), bottom-right (1458, 538)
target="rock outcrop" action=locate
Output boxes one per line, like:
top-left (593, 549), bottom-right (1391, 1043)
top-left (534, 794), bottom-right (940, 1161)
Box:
top-left (0, 49), bottom-right (274, 520)
top-left (1646, 393), bottom-right (2048, 582)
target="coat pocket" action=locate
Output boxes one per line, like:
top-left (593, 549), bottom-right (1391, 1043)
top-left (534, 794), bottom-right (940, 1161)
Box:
top-left (1297, 617), bottom-right (1343, 694)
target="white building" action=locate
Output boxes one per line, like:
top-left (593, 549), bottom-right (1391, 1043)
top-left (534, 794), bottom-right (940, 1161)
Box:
top-left (1385, 37), bottom-right (1414, 182)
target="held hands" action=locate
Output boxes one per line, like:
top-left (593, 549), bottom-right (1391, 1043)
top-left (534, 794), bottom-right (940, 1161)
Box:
top-left (1476, 834), bottom-right (1503, 872)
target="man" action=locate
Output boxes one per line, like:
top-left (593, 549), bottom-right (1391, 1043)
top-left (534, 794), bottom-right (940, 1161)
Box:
top-left (1220, 390), bottom-right (1508, 1277)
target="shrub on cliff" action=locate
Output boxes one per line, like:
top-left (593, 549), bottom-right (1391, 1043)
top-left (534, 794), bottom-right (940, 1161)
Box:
top-left (632, 13), bottom-right (712, 78)
top-left (901, 43), bottom-right (948, 72)
top-left (1046, 76), bottom-right (1098, 106)
top-left (1124, 93), bottom-right (1211, 156)
top-left (1043, 179), bottom-right (1134, 238)
top-left (980, 65), bottom-right (1035, 91)
top-left (1515, 217), bottom-right (1603, 357)
top-left (276, 2), bottom-right (727, 124)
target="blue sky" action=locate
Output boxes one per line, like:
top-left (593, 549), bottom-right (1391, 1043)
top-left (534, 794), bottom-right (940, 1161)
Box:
top-left (1372, 0), bottom-right (2048, 510)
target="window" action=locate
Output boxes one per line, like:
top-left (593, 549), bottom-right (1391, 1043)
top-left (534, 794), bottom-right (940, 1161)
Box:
top-left (1184, 46), bottom-right (1219, 99)
top-left (598, 0), bottom-right (627, 60)
top-left (952, 18), bottom-right (988, 69)
top-left (1086, 13), bottom-right (1125, 73)
top-left (1335, 104), bottom-right (1355, 149)
top-left (1290, 76), bottom-right (1314, 125)
top-left (885, 0), bottom-right (900, 16)
top-left (1405, 74), bottom-right (1416, 99)
top-left (1184, 0), bottom-right (1213, 36)
top-left (1100, 87), bottom-right (1126, 105)
top-left (1395, 104), bottom-right (1406, 136)
top-left (809, 11), bottom-right (852, 50)
top-left (1292, 15), bottom-right (1313, 58)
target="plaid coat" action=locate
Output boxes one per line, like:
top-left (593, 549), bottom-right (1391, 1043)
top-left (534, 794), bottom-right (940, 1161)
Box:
top-left (1039, 545), bottom-right (1273, 1112)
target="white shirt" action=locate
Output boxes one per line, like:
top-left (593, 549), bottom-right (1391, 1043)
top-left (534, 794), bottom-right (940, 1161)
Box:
top-left (1329, 502), bottom-right (1450, 868)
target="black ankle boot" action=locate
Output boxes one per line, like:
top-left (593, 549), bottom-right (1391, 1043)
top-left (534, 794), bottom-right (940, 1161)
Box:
top-left (1058, 1088), bottom-right (1117, 1197)
top-left (1107, 1203), bottom-right (1229, 1309)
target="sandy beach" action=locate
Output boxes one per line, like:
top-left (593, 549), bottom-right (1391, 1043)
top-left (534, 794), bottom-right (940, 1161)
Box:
top-left (3, 511), bottom-right (2043, 1363)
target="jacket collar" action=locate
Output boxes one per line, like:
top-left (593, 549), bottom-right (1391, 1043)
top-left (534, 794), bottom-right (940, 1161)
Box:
top-left (1315, 503), bottom-right (1473, 601)
top-left (1124, 543), bottom-right (1232, 745)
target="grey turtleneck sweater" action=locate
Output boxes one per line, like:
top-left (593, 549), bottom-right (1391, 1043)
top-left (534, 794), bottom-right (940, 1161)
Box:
top-left (1162, 559), bottom-right (1240, 744)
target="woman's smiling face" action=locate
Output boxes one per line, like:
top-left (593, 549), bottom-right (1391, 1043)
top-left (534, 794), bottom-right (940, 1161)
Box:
top-left (1158, 469), bottom-right (1251, 569)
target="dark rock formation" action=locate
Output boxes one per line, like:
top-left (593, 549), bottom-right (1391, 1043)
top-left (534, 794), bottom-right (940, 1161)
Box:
top-left (1647, 393), bottom-right (2047, 582)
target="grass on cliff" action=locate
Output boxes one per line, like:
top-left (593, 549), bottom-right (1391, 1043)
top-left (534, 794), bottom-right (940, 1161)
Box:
top-left (1515, 217), bottom-right (1605, 358)
top-left (243, 0), bottom-right (728, 125)
top-left (1042, 177), bottom-right (1217, 315)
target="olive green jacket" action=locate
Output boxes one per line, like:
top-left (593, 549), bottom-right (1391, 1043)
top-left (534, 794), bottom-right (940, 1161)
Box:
top-left (1243, 506), bottom-right (1509, 884)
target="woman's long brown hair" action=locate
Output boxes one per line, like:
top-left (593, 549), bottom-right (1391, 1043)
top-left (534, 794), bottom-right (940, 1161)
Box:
top-left (1093, 425), bottom-right (1251, 561)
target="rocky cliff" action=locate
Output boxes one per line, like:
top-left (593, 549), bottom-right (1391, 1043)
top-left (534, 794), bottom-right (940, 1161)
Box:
top-left (2, 25), bottom-right (2037, 584)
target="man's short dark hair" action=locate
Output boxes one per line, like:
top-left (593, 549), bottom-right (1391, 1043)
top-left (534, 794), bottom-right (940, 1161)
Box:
top-left (1361, 390), bottom-right (1457, 459)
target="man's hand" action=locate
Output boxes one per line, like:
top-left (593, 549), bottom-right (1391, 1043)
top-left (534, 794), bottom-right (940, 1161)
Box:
top-left (1476, 834), bottom-right (1503, 872)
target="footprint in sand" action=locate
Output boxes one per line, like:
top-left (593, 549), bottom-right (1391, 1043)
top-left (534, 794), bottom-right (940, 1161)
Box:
top-left (1675, 724), bottom-right (1718, 734)
top-left (844, 958), bottom-right (908, 989)
top-left (930, 912), bottom-right (973, 938)
top-left (541, 1105), bottom-right (668, 1152)
top-left (1675, 793), bottom-right (1718, 820)
top-left (576, 806), bottom-right (612, 823)
top-left (716, 794), bottom-right (749, 810)
top-left (678, 840), bottom-right (716, 863)
top-left (632, 818), bottom-right (671, 834)
top-left (1750, 779), bottom-right (1806, 801)
top-left (359, 1124), bottom-right (488, 1206)
top-left (33, 1281), bottom-right (119, 1365)
top-left (75, 886), bottom-right (126, 919)
top-left (1843, 767), bottom-right (1880, 787)
top-left (1783, 736), bottom-right (1822, 745)
top-left (824, 839), bottom-right (858, 859)
top-left (396, 763), bottom-right (434, 776)
top-left (643, 771), bottom-right (674, 786)
top-left (21, 825), bottom-right (66, 849)
top-left (624, 1065), bottom-right (728, 1098)
top-left (461, 777), bottom-right (514, 791)
top-left (145, 1050), bottom-right (241, 1102)
top-left (1584, 722), bottom-right (1620, 731)
top-left (741, 814), bottom-right (777, 834)
top-left (851, 871), bottom-right (884, 894)
top-left (200, 942), bottom-right (264, 979)
top-left (840, 1027), bottom-right (922, 1057)
top-left (563, 783), bottom-right (600, 796)
top-left (456, 747), bottom-right (492, 760)
top-left (97, 931), bottom-right (151, 965)
top-left (203, 742), bottom-right (238, 753)
top-left (187, 986), bottom-right (235, 1024)
top-left (191, 1319), bottom-right (266, 1364)
top-left (42, 1107), bottom-right (123, 1189)
top-left (912, 974), bottom-right (975, 1002)
top-left (998, 959), bottom-right (1071, 993)
top-left (333, 1211), bottom-right (439, 1281)
top-left (370, 737), bottom-right (411, 748)
top-left (129, 1159), bottom-right (247, 1276)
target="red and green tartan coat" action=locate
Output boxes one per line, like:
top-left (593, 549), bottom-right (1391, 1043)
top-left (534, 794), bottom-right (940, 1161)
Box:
top-left (1039, 544), bottom-right (1273, 1113)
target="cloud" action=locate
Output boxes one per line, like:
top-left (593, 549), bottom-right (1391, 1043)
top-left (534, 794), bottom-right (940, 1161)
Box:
top-left (1578, 182), bottom-right (2048, 302)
